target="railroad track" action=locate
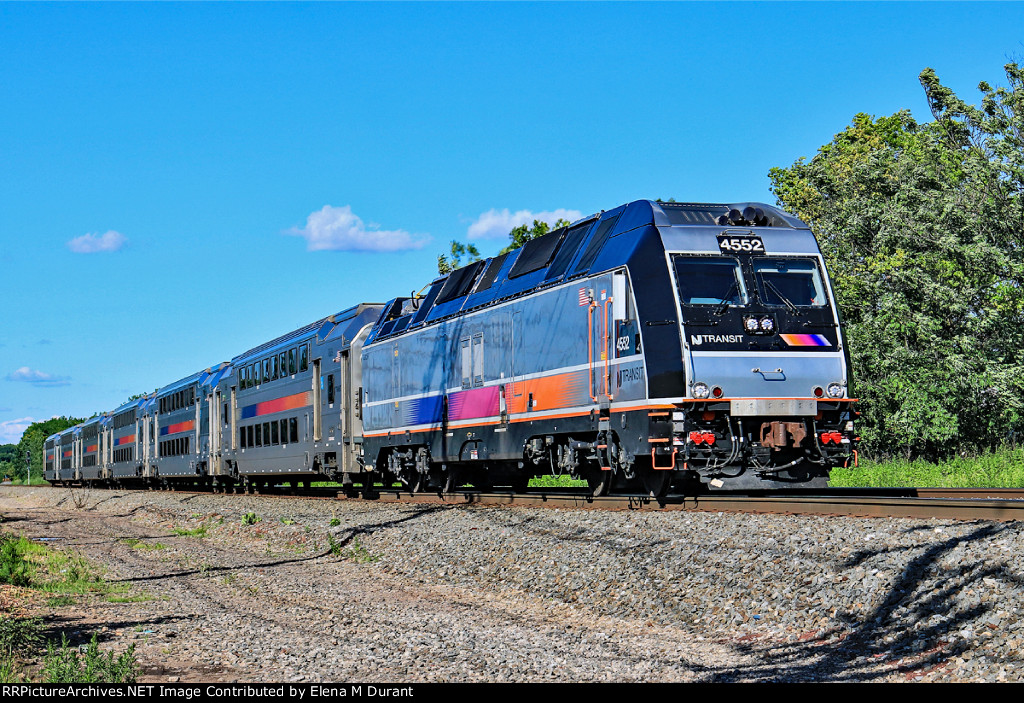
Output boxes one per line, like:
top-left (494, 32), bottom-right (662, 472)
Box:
top-left (9, 482), bottom-right (1023, 522)
top-left (360, 486), bottom-right (1024, 522)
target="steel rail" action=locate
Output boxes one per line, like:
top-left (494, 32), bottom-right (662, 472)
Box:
top-left (7, 483), bottom-right (1024, 521)
top-left (361, 488), bottom-right (1024, 521)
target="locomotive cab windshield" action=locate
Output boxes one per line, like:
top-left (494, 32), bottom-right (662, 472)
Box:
top-left (673, 256), bottom-right (748, 307)
top-left (753, 258), bottom-right (827, 309)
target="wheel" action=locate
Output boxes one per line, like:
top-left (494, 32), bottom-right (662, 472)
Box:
top-left (583, 466), bottom-right (612, 497)
top-left (508, 473), bottom-right (531, 494)
top-left (402, 468), bottom-right (427, 493)
top-left (442, 467), bottom-right (462, 493)
top-left (640, 469), bottom-right (672, 498)
top-left (472, 467), bottom-right (493, 492)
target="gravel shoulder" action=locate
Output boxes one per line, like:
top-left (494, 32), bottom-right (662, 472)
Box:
top-left (1, 485), bottom-right (1022, 682)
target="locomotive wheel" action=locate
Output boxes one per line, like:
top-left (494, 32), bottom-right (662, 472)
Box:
top-left (583, 467), bottom-right (611, 497)
top-left (404, 468), bottom-right (428, 493)
top-left (640, 469), bottom-right (672, 498)
top-left (442, 467), bottom-right (461, 493)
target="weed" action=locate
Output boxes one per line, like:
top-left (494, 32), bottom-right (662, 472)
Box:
top-left (172, 525), bottom-right (208, 538)
top-left (45, 596), bottom-right (73, 607)
top-left (241, 513), bottom-right (261, 526)
top-left (329, 518), bottom-right (341, 527)
top-left (105, 594), bottom-right (152, 604)
top-left (329, 535), bottom-right (379, 563)
top-left (0, 534), bottom-right (33, 587)
top-left (222, 573), bottom-right (237, 586)
top-left (279, 517), bottom-right (296, 526)
top-left (40, 633), bottom-right (138, 683)
top-left (327, 534), bottom-right (343, 556)
top-left (0, 616), bottom-right (43, 657)
top-left (0, 657), bottom-right (21, 683)
top-left (120, 538), bottom-right (166, 551)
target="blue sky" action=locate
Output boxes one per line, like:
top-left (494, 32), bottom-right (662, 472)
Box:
top-left (1, 1), bottom-right (1022, 442)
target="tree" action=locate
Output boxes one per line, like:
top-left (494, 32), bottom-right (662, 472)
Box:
top-left (436, 217), bottom-right (572, 274)
top-left (11, 417), bottom-right (85, 482)
top-left (769, 63), bottom-right (1024, 460)
top-left (499, 218), bottom-right (571, 255)
top-left (437, 240), bottom-right (481, 275)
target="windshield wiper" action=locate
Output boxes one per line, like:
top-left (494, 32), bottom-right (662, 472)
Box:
top-left (765, 280), bottom-right (801, 315)
top-left (713, 282), bottom-right (739, 316)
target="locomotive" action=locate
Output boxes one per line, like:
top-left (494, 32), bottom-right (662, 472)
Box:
top-left (44, 199), bottom-right (856, 497)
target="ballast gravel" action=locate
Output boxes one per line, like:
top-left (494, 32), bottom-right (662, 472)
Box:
top-left (1, 485), bottom-right (1022, 682)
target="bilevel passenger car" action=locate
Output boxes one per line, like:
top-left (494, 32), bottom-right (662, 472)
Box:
top-left (45, 304), bottom-right (385, 492)
top-left (44, 199), bottom-right (856, 497)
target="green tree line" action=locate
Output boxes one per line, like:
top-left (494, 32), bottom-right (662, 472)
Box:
top-left (770, 62), bottom-right (1024, 461)
top-left (0, 417), bottom-right (83, 483)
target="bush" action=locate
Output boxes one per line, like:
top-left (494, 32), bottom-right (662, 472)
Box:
top-left (0, 534), bottom-right (33, 587)
top-left (40, 633), bottom-right (137, 683)
top-left (0, 616), bottom-right (42, 657)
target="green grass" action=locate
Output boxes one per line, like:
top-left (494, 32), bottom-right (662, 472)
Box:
top-left (0, 531), bottom-right (142, 599)
top-left (528, 474), bottom-right (587, 488)
top-left (105, 594), bottom-right (154, 603)
top-left (119, 538), bottom-right (165, 551)
top-left (172, 524), bottom-right (209, 538)
top-left (0, 532), bottom-right (142, 683)
top-left (8, 476), bottom-right (50, 487)
top-left (831, 445), bottom-right (1024, 488)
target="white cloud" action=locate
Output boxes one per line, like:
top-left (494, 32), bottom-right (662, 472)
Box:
top-left (67, 230), bottom-right (126, 253)
top-left (466, 208), bottom-right (583, 241)
top-left (6, 367), bottom-right (70, 387)
top-left (0, 417), bottom-right (36, 444)
top-left (287, 205), bottom-right (429, 252)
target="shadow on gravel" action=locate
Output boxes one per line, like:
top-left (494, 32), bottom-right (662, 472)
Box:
top-left (39, 613), bottom-right (193, 648)
top-left (707, 521), bottom-right (1015, 682)
top-left (107, 505), bottom-right (447, 585)
top-left (86, 494), bottom-right (129, 510)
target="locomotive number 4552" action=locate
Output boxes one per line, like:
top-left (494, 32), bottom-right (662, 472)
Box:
top-left (717, 234), bottom-right (765, 252)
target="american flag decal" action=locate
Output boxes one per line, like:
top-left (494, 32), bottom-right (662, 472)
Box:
top-left (578, 288), bottom-right (590, 306)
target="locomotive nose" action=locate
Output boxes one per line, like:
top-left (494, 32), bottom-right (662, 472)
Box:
top-left (688, 351), bottom-right (846, 400)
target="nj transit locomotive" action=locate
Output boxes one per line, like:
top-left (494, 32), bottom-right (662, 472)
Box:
top-left (45, 200), bottom-right (856, 497)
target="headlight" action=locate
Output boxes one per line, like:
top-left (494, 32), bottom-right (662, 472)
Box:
top-left (827, 382), bottom-right (844, 398)
top-left (743, 317), bottom-right (760, 333)
top-left (692, 382), bottom-right (710, 399)
top-left (759, 316), bottom-right (775, 333)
